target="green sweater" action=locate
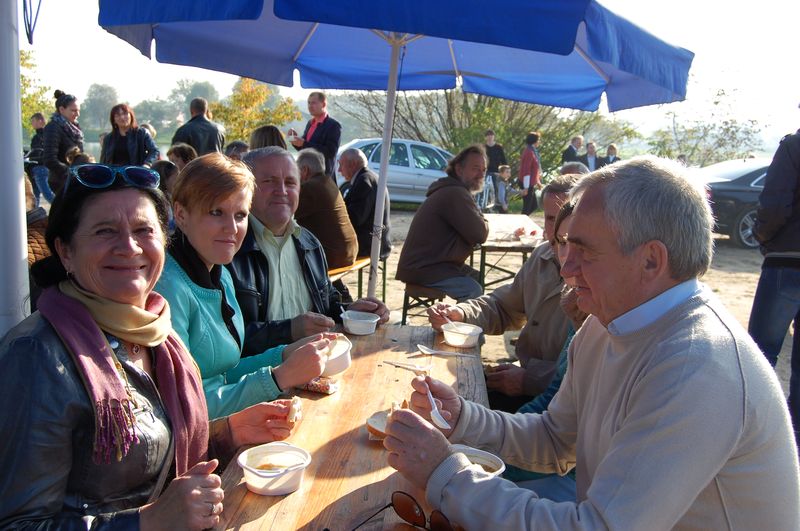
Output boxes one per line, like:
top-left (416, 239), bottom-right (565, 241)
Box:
top-left (156, 255), bottom-right (284, 419)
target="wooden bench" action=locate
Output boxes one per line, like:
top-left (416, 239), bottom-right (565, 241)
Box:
top-left (327, 257), bottom-right (387, 299)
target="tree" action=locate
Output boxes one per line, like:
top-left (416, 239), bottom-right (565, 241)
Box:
top-left (81, 84), bottom-right (120, 130)
top-left (169, 79), bottom-right (220, 114)
top-left (333, 90), bottom-right (639, 178)
top-left (210, 78), bottom-right (301, 142)
top-left (134, 98), bottom-right (176, 131)
top-left (647, 90), bottom-right (762, 166)
top-left (20, 50), bottom-right (50, 138)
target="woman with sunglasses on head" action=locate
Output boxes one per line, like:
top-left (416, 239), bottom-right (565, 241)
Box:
top-left (100, 103), bottom-right (160, 167)
top-left (42, 89), bottom-right (83, 195)
top-left (0, 164), bottom-right (297, 530)
top-left (156, 153), bottom-right (333, 419)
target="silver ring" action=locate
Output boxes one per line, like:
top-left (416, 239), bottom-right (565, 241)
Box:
top-left (208, 502), bottom-right (216, 517)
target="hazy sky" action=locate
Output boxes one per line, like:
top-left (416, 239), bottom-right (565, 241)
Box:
top-left (18, 0), bottom-right (800, 149)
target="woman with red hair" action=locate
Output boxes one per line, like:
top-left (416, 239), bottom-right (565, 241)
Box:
top-left (100, 103), bottom-right (160, 167)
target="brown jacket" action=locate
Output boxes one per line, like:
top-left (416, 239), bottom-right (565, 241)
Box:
top-left (396, 176), bottom-right (489, 285)
top-left (27, 207), bottom-right (50, 267)
top-left (457, 242), bottom-right (569, 395)
top-left (295, 172), bottom-right (357, 269)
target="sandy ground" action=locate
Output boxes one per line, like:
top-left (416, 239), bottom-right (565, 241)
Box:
top-left (340, 211), bottom-right (793, 396)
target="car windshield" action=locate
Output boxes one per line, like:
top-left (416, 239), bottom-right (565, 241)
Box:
top-left (694, 159), bottom-right (770, 182)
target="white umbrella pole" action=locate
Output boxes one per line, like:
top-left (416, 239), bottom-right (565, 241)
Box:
top-left (366, 38), bottom-right (401, 299)
top-left (0, 0), bottom-right (30, 334)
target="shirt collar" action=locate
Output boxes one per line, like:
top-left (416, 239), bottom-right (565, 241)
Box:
top-left (249, 214), bottom-right (301, 243)
top-left (607, 278), bottom-right (703, 336)
top-left (312, 112), bottom-right (328, 125)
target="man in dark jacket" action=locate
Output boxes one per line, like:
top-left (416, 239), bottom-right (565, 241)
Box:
top-left (749, 129), bottom-right (800, 442)
top-left (171, 97), bottom-right (225, 155)
top-left (288, 92), bottom-right (341, 179)
top-left (396, 145), bottom-right (489, 302)
top-left (561, 135), bottom-right (583, 163)
top-left (227, 147), bottom-right (389, 355)
top-left (27, 113), bottom-right (55, 205)
top-left (338, 148), bottom-right (392, 260)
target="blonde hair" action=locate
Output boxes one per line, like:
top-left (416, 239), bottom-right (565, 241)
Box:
top-left (171, 152), bottom-right (255, 214)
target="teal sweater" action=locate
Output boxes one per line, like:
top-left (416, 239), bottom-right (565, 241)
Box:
top-left (156, 255), bottom-right (284, 419)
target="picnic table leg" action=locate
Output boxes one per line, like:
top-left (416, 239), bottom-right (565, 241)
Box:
top-left (479, 247), bottom-right (487, 289)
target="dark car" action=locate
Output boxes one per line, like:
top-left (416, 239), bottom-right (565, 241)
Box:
top-left (693, 158), bottom-right (770, 249)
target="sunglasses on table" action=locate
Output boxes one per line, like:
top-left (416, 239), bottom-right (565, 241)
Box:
top-left (66, 164), bottom-right (160, 193)
top-left (350, 491), bottom-right (457, 531)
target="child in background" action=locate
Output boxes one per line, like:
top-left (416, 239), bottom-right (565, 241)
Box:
top-left (495, 164), bottom-right (512, 213)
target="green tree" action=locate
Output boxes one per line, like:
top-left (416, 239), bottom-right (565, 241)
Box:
top-left (134, 98), bottom-right (176, 131)
top-left (647, 90), bottom-right (762, 166)
top-left (333, 89), bottom-right (639, 178)
top-left (81, 84), bottom-right (120, 130)
top-left (20, 50), bottom-right (50, 138)
top-left (210, 78), bottom-right (300, 142)
top-left (170, 79), bottom-right (220, 114)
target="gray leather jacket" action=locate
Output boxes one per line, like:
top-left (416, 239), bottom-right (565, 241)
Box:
top-left (0, 312), bottom-right (234, 529)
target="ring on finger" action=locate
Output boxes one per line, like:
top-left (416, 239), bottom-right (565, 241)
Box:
top-left (207, 502), bottom-right (215, 516)
top-left (212, 502), bottom-right (222, 516)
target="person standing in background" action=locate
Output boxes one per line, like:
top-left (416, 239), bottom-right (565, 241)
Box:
top-left (100, 104), bottom-right (159, 167)
top-left (603, 144), bottom-right (621, 166)
top-left (43, 90), bottom-right (83, 195)
top-left (484, 129), bottom-right (507, 209)
top-left (578, 141), bottom-right (601, 171)
top-left (749, 129), bottom-right (800, 446)
top-left (28, 112), bottom-right (55, 205)
top-left (561, 135), bottom-right (583, 163)
top-left (172, 97), bottom-right (225, 156)
top-left (519, 132), bottom-right (541, 215)
top-left (287, 92), bottom-right (341, 180)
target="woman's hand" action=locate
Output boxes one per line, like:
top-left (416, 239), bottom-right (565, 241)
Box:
top-left (273, 336), bottom-right (331, 390)
top-left (282, 332), bottom-right (337, 359)
top-left (229, 399), bottom-right (296, 448)
top-left (139, 460), bottom-right (223, 531)
top-left (407, 376), bottom-right (462, 438)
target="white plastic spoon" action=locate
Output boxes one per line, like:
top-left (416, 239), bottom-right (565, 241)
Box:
top-left (426, 385), bottom-right (451, 430)
top-left (416, 344), bottom-right (475, 358)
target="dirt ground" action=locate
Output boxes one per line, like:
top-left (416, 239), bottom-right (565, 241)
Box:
top-left (340, 211), bottom-right (793, 396)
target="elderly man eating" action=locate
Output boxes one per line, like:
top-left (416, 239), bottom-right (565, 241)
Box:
top-left (227, 147), bottom-right (389, 355)
top-left (385, 156), bottom-right (800, 529)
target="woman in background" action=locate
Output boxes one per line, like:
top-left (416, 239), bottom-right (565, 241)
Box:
top-left (43, 89), bottom-right (83, 194)
top-left (249, 125), bottom-right (287, 150)
top-left (519, 131), bottom-right (542, 215)
top-left (100, 103), bottom-right (159, 167)
top-left (167, 143), bottom-right (198, 171)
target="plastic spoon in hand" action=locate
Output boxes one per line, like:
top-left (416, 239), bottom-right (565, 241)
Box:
top-left (426, 385), bottom-right (451, 430)
top-left (416, 344), bottom-right (474, 358)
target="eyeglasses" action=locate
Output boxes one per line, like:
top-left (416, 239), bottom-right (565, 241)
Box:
top-left (66, 164), bottom-right (160, 193)
top-left (350, 491), bottom-right (455, 531)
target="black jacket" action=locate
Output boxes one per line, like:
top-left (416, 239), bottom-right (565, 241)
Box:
top-left (100, 128), bottom-right (160, 166)
top-left (226, 225), bottom-right (344, 355)
top-left (344, 167), bottom-right (392, 259)
top-left (296, 115), bottom-right (342, 178)
top-left (171, 115), bottom-right (225, 156)
top-left (28, 128), bottom-right (45, 164)
top-left (42, 120), bottom-right (83, 193)
top-left (754, 131), bottom-right (800, 255)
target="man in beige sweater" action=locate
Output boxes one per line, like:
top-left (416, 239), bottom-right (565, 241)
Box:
top-left (385, 156), bottom-right (800, 530)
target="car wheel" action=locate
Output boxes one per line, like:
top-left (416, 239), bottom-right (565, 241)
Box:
top-left (729, 207), bottom-right (759, 249)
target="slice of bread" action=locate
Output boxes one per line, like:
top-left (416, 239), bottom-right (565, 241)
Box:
top-left (366, 410), bottom-right (390, 439)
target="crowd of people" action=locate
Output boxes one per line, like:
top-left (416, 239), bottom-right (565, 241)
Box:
top-left (5, 87), bottom-right (799, 529)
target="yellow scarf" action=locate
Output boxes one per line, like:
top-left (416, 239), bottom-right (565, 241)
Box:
top-left (60, 280), bottom-right (172, 347)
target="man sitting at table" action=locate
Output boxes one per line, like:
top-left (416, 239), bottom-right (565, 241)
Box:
top-left (388, 156), bottom-right (800, 529)
top-left (429, 173), bottom-right (584, 411)
top-left (396, 145), bottom-right (489, 302)
top-left (227, 147), bottom-right (389, 355)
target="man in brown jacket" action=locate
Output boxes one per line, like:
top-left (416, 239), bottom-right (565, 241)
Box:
top-left (396, 145), bottom-right (489, 301)
top-left (429, 174), bottom-right (582, 411)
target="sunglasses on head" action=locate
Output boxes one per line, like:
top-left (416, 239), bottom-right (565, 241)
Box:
top-left (67, 164), bottom-right (160, 193)
top-left (350, 491), bottom-right (456, 531)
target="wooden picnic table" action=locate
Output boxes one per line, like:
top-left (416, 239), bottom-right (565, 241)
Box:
top-left (477, 214), bottom-right (543, 290)
top-left (215, 325), bottom-right (488, 530)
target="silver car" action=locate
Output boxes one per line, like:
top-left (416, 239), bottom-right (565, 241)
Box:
top-left (337, 138), bottom-right (453, 203)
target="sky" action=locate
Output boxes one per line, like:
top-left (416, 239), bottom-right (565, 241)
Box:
top-left (17, 0), bottom-right (800, 150)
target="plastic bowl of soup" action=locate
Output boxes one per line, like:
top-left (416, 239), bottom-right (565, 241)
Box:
top-left (237, 441), bottom-right (312, 495)
top-left (451, 444), bottom-right (505, 477)
top-left (342, 310), bottom-right (380, 335)
top-left (441, 322), bottom-right (482, 348)
top-left (321, 335), bottom-right (352, 377)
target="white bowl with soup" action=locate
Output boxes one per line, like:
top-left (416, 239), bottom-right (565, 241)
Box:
top-left (341, 310), bottom-right (380, 335)
top-left (441, 322), bottom-right (482, 348)
top-left (237, 441), bottom-right (312, 495)
top-left (321, 335), bottom-right (352, 377)
top-left (451, 444), bottom-right (505, 476)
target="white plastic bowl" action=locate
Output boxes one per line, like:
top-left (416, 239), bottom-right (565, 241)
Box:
top-left (451, 444), bottom-right (505, 477)
top-left (238, 441), bottom-right (312, 495)
top-left (342, 310), bottom-right (380, 335)
top-left (321, 335), bottom-right (352, 377)
top-left (441, 322), bottom-right (482, 348)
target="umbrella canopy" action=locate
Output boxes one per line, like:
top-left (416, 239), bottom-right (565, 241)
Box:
top-left (100, 0), bottom-right (693, 298)
top-left (101, 0), bottom-right (692, 112)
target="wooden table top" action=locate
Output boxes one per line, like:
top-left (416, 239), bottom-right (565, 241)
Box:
top-left (215, 325), bottom-right (488, 530)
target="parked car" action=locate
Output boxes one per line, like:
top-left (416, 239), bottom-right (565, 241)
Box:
top-left (337, 138), bottom-right (453, 203)
top-left (692, 157), bottom-right (770, 249)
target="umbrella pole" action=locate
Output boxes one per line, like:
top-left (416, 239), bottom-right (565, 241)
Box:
top-left (0, 0), bottom-right (30, 334)
top-left (367, 37), bottom-right (401, 300)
